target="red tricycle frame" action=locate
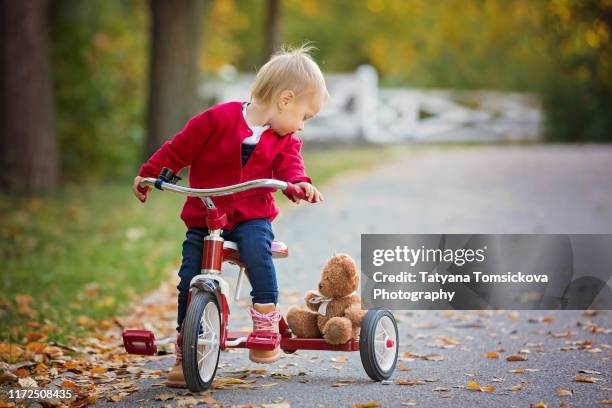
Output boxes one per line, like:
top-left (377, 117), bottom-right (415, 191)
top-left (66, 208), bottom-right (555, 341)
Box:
top-left (123, 167), bottom-right (398, 392)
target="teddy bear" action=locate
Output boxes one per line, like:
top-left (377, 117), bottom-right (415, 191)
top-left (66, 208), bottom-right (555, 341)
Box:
top-left (286, 253), bottom-right (367, 345)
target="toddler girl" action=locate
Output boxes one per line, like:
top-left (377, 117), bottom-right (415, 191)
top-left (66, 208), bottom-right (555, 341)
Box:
top-left (132, 44), bottom-right (327, 387)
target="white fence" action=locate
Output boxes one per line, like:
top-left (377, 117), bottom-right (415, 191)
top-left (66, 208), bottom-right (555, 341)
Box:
top-left (199, 65), bottom-right (542, 143)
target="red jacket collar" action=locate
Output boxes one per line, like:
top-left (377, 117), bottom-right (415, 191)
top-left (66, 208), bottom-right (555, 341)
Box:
top-left (235, 101), bottom-right (293, 139)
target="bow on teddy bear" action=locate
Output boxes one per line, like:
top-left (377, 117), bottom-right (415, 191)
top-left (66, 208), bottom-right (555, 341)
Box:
top-left (286, 253), bottom-right (368, 345)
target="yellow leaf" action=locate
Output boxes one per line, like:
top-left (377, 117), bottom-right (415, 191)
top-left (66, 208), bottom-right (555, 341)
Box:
top-left (466, 380), bottom-right (482, 391)
top-left (25, 342), bottom-right (45, 354)
top-left (467, 381), bottom-right (494, 392)
top-left (484, 351), bottom-right (499, 359)
top-left (397, 362), bottom-right (412, 371)
top-left (353, 402), bottom-right (382, 408)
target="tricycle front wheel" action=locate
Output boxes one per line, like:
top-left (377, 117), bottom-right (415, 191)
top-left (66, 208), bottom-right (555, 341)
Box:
top-left (182, 291), bottom-right (221, 392)
top-left (359, 309), bottom-right (398, 381)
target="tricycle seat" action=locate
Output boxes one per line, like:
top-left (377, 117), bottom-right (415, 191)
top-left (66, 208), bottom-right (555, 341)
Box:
top-left (222, 240), bottom-right (288, 267)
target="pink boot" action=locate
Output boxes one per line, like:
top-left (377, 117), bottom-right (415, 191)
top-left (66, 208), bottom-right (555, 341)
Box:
top-left (247, 303), bottom-right (282, 363)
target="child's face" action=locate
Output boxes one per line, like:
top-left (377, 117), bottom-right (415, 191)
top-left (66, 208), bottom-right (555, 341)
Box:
top-left (270, 89), bottom-right (325, 136)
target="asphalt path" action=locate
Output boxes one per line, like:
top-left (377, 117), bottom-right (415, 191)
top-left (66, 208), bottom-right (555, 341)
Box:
top-left (97, 144), bottom-right (612, 407)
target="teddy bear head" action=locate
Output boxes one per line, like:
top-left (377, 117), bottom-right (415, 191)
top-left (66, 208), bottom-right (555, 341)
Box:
top-left (317, 253), bottom-right (359, 298)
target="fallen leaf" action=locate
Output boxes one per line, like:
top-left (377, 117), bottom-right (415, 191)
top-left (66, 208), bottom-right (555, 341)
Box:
top-left (424, 354), bottom-right (444, 361)
top-left (155, 393), bottom-right (175, 401)
top-left (484, 351), bottom-right (499, 359)
top-left (60, 379), bottom-right (78, 388)
top-left (353, 402), bottom-right (382, 408)
top-left (262, 402), bottom-right (290, 408)
top-left (176, 397), bottom-right (202, 407)
top-left (397, 362), bottom-right (412, 371)
top-left (506, 354), bottom-right (527, 362)
top-left (260, 382), bottom-right (278, 388)
top-left (0, 344), bottom-right (23, 363)
top-left (17, 377), bottom-right (37, 388)
top-left (575, 375), bottom-right (597, 383)
top-left (550, 331), bottom-right (575, 338)
top-left (396, 380), bottom-right (425, 385)
top-left (466, 380), bottom-right (495, 392)
top-left (557, 388), bottom-right (574, 397)
top-left (578, 369), bottom-right (601, 375)
top-left (508, 368), bottom-right (539, 373)
top-left (332, 382), bottom-right (349, 387)
top-left (438, 336), bottom-right (460, 345)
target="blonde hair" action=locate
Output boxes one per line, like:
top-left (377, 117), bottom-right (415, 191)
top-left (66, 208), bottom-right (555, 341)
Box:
top-left (250, 43), bottom-right (329, 106)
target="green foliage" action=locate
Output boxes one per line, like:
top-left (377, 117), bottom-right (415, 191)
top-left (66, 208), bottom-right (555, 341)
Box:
top-left (203, 0), bottom-right (610, 141)
top-left (48, 0), bottom-right (610, 184)
top-left (540, 0), bottom-right (612, 142)
top-left (0, 179), bottom-right (186, 342)
top-left (50, 0), bottom-right (148, 181)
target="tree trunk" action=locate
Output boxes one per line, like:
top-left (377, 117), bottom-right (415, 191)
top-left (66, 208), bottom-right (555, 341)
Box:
top-left (0, 0), bottom-right (58, 193)
top-left (264, 0), bottom-right (281, 62)
top-left (145, 0), bottom-right (204, 160)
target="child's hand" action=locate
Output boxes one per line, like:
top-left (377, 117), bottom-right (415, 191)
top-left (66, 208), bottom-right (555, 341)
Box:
top-left (133, 176), bottom-right (152, 203)
top-left (293, 182), bottom-right (324, 204)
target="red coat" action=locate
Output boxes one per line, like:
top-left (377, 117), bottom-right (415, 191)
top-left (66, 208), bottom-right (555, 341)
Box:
top-left (138, 101), bottom-right (312, 230)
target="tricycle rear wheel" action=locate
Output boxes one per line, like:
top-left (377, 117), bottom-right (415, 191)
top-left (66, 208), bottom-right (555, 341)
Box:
top-left (359, 309), bottom-right (398, 381)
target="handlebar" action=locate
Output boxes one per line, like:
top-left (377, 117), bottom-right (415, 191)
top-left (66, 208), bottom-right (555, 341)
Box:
top-left (139, 176), bottom-right (309, 201)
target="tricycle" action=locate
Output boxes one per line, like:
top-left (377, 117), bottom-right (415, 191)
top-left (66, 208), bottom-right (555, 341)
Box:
top-left (122, 167), bottom-right (399, 392)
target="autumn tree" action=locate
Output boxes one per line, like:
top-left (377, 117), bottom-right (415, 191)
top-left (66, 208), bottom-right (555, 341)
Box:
top-left (145, 0), bottom-right (204, 159)
top-left (0, 0), bottom-right (58, 193)
top-left (264, 0), bottom-right (282, 61)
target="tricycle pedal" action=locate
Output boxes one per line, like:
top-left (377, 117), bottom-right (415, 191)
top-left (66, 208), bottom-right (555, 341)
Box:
top-left (122, 329), bottom-right (157, 355)
top-left (246, 332), bottom-right (281, 350)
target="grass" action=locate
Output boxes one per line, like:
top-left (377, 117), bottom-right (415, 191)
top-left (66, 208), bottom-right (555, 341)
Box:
top-left (0, 144), bottom-right (401, 345)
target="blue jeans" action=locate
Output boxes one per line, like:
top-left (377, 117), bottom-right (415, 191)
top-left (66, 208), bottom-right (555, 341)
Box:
top-left (176, 218), bottom-right (278, 331)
